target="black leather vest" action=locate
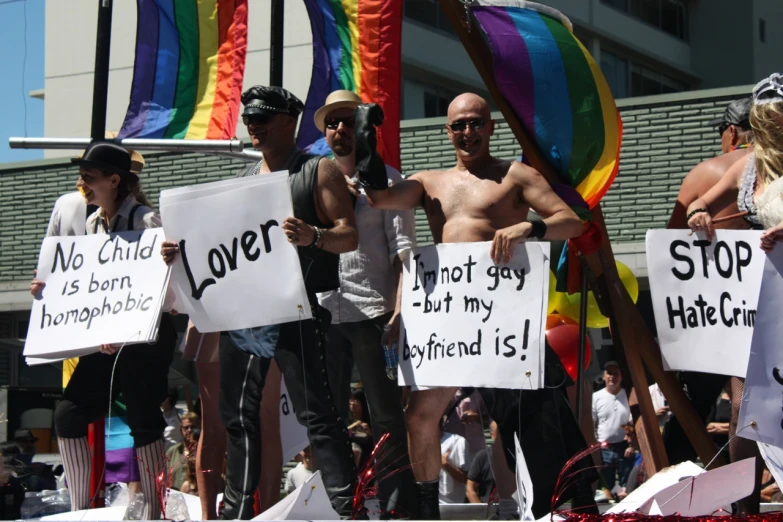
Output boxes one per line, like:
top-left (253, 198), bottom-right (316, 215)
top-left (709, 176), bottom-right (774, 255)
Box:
top-left (239, 153), bottom-right (339, 293)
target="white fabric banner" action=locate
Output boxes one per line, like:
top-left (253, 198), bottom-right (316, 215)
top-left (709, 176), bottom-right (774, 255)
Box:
top-left (738, 247), bottom-right (783, 447)
top-left (24, 229), bottom-right (169, 360)
top-left (398, 242), bottom-right (548, 389)
top-left (160, 173), bottom-right (311, 333)
top-left (646, 230), bottom-right (764, 377)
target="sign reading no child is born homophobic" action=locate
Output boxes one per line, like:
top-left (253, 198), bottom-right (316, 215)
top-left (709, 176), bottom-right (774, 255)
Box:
top-left (24, 229), bottom-right (170, 360)
top-left (646, 230), bottom-right (765, 377)
top-left (398, 242), bottom-right (549, 389)
top-left (160, 173), bottom-right (311, 333)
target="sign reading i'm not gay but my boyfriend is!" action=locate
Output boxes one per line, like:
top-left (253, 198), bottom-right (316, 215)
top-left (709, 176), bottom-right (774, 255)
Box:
top-left (646, 229), bottom-right (765, 377)
top-left (160, 173), bottom-right (311, 333)
top-left (24, 229), bottom-right (170, 360)
top-left (398, 242), bottom-right (549, 389)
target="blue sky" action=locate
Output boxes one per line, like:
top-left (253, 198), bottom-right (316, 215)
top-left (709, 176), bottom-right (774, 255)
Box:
top-left (0, 0), bottom-right (45, 164)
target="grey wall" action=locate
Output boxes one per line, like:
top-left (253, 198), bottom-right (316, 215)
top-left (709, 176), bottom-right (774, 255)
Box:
top-left (0, 84), bottom-right (754, 288)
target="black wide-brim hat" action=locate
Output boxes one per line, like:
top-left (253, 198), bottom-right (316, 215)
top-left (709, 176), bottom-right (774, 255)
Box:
top-left (72, 142), bottom-right (138, 181)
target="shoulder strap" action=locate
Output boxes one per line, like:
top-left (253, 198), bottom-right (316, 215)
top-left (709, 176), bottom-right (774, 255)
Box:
top-left (123, 204), bottom-right (144, 232)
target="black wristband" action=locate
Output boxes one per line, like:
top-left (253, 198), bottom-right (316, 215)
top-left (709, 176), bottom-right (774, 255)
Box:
top-left (527, 219), bottom-right (547, 239)
top-left (307, 226), bottom-right (320, 247)
top-left (686, 208), bottom-right (708, 221)
top-left (356, 176), bottom-right (388, 191)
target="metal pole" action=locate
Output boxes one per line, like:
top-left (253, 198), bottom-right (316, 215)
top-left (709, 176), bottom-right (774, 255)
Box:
top-left (270, 0), bottom-right (285, 87)
top-left (9, 137), bottom-right (245, 152)
top-left (91, 0), bottom-right (114, 141)
top-left (576, 263), bottom-right (589, 425)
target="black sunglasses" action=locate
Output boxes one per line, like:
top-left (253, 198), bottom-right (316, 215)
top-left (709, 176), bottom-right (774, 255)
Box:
top-left (324, 116), bottom-right (355, 130)
top-left (717, 122), bottom-right (731, 137)
top-left (447, 118), bottom-right (486, 133)
top-left (243, 114), bottom-right (272, 126)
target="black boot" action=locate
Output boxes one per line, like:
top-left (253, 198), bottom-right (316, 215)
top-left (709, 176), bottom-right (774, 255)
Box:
top-left (354, 103), bottom-right (388, 190)
top-left (416, 481), bottom-right (440, 520)
top-left (220, 482), bottom-right (256, 520)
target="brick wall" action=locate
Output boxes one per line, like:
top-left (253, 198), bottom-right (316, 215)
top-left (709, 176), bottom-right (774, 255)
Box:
top-left (0, 85), bottom-right (754, 285)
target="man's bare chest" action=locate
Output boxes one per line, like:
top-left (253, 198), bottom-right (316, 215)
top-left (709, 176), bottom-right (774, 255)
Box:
top-left (427, 177), bottom-right (521, 218)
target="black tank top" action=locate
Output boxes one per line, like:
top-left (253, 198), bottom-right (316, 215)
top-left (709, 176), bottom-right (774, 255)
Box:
top-left (241, 153), bottom-right (339, 293)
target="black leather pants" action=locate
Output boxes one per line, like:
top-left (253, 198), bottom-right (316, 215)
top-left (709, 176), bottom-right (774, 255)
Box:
top-left (219, 304), bottom-right (357, 519)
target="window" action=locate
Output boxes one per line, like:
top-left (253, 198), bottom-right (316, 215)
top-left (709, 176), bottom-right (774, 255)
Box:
top-left (403, 79), bottom-right (457, 119)
top-left (404, 0), bottom-right (456, 36)
top-left (760, 19), bottom-right (766, 43)
top-left (602, 0), bottom-right (689, 40)
top-left (600, 50), bottom-right (687, 98)
top-left (601, 51), bottom-right (629, 99)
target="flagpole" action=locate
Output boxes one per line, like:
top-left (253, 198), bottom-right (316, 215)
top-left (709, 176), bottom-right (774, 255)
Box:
top-left (270, 0), bottom-right (284, 87)
top-left (91, 0), bottom-right (114, 141)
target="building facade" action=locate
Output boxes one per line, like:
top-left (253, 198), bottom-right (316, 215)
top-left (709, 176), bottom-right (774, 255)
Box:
top-left (39, 1), bottom-right (780, 157)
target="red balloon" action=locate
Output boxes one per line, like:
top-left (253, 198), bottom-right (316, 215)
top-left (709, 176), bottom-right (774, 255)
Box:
top-left (545, 313), bottom-right (578, 331)
top-left (545, 324), bottom-right (592, 381)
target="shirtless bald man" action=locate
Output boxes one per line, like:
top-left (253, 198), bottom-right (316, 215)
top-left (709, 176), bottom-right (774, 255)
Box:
top-left (354, 93), bottom-right (597, 519)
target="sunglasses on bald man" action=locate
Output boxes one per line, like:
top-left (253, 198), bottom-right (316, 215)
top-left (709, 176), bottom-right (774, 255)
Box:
top-left (447, 118), bottom-right (486, 133)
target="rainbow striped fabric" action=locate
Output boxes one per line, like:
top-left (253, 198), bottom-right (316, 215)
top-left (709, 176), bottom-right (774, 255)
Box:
top-left (472, 1), bottom-right (622, 208)
top-left (119, 0), bottom-right (248, 140)
top-left (298, 0), bottom-right (403, 169)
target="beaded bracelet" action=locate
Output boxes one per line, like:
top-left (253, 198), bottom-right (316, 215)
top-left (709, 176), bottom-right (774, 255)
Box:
top-left (686, 208), bottom-right (708, 221)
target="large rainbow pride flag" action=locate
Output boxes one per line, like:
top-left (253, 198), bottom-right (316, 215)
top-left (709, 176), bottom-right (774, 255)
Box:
top-left (471, 1), bottom-right (622, 209)
top-left (298, 0), bottom-right (403, 170)
top-left (119, 0), bottom-right (248, 140)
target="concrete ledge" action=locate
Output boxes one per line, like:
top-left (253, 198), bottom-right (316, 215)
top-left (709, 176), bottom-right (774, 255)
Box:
top-left (0, 281), bottom-right (34, 312)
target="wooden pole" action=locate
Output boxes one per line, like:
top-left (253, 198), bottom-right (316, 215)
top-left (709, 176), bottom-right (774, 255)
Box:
top-left (437, 0), bottom-right (724, 471)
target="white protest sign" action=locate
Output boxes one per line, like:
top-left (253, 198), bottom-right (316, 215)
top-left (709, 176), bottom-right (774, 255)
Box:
top-left (160, 173), bottom-right (311, 333)
top-left (607, 460), bottom-right (703, 513)
top-left (399, 242), bottom-right (548, 389)
top-left (24, 229), bottom-right (169, 360)
top-left (646, 230), bottom-right (764, 377)
top-left (252, 470), bottom-right (339, 520)
top-left (758, 442), bottom-right (783, 487)
top-left (280, 377), bottom-right (309, 463)
top-left (514, 433), bottom-right (535, 521)
top-left (635, 458), bottom-right (754, 516)
top-left (737, 247), bottom-right (783, 447)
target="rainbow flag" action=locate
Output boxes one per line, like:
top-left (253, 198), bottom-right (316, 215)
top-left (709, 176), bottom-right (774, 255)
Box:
top-left (298, 0), bottom-right (403, 169)
top-left (471, 1), bottom-right (622, 208)
top-left (119, 0), bottom-right (248, 140)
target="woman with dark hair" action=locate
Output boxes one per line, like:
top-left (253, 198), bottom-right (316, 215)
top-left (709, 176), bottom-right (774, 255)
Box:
top-left (31, 142), bottom-right (177, 519)
top-left (348, 388), bottom-right (373, 468)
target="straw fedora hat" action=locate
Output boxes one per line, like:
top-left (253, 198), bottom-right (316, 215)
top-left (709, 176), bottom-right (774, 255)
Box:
top-left (314, 90), bottom-right (362, 133)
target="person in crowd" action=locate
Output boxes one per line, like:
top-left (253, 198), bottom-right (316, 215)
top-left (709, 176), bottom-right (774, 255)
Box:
top-left (687, 73), bottom-right (783, 513)
top-left (285, 446), bottom-right (318, 494)
top-left (161, 387), bottom-right (183, 450)
top-left (166, 412), bottom-right (201, 491)
top-left (316, 89), bottom-right (418, 516)
top-left (705, 382), bottom-right (732, 463)
top-left (592, 361), bottom-right (634, 503)
top-left (359, 92), bottom-right (596, 519)
top-left (32, 142), bottom-right (177, 519)
top-left (161, 85), bottom-right (359, 518)
top-left (347, 388), bottom-right (373, 469)
top-left (442, 388), bottom-right (488, 462)
top-left (618, 425), bottom-right (644, 500)
top-left (439, 429), bottom-right (468, 504)
top-left (466, 421), bottom-right (498, 504)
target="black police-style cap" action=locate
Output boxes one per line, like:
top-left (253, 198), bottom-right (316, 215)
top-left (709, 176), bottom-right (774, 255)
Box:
top-left (708, 97), bottom-right (752, 128)
top-left (71, 142), bottom-right (137, 181)
top-left (241, 86), bottom-right (304, 119)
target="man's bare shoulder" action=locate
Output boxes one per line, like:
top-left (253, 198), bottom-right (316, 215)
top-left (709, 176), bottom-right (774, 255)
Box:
top-left (683, 150), bottom-right (748, 187)
top-left (507, 160), bottom-right (546, 185)
top-left (409, 169), bottom-right (452, 182)
top-left (316, 156), bottom-right (344, 184)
